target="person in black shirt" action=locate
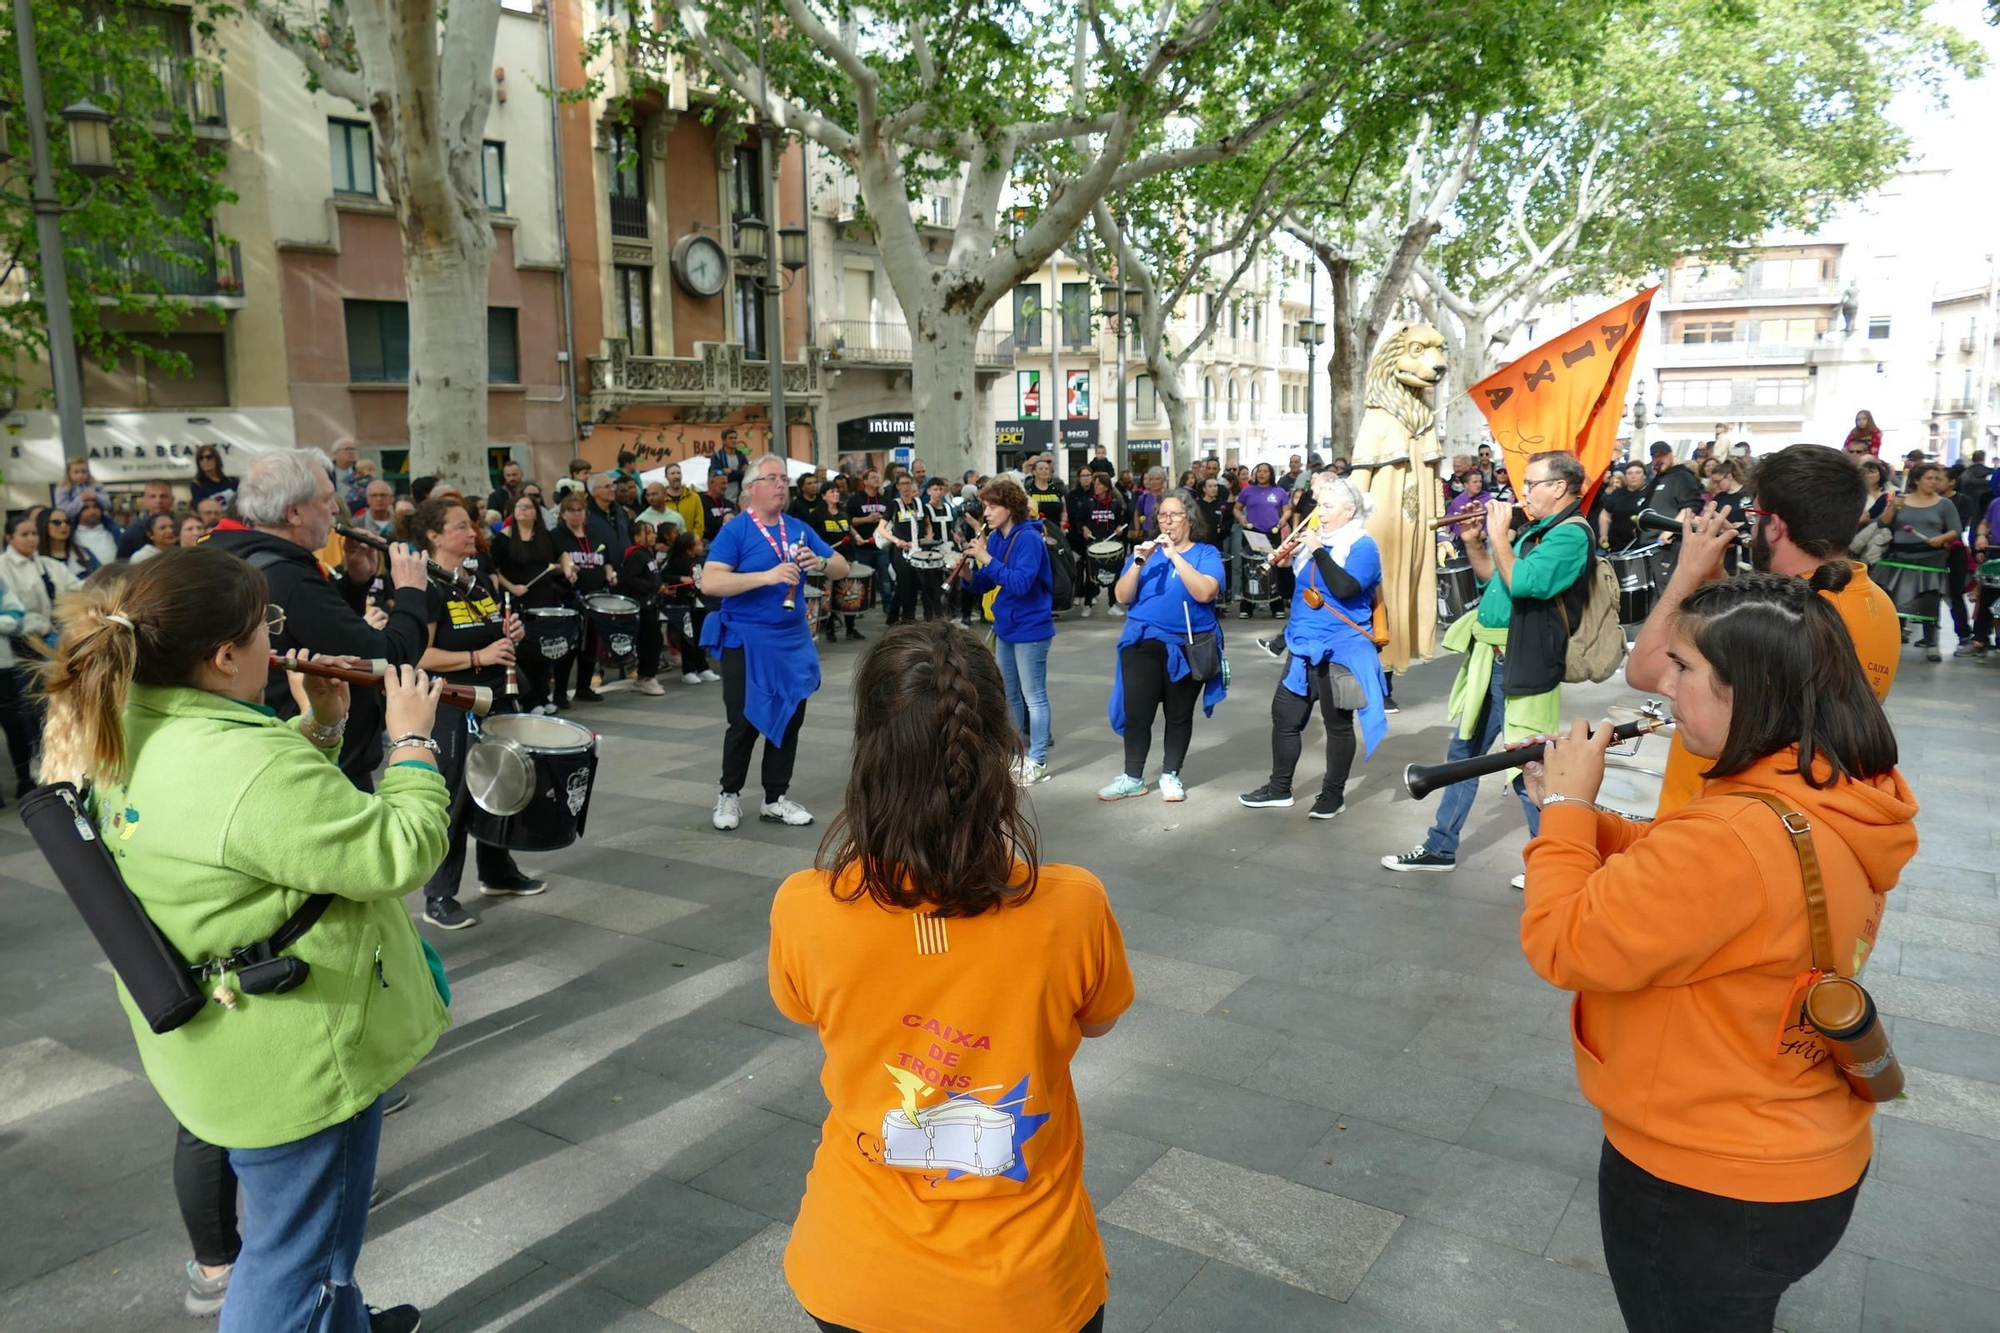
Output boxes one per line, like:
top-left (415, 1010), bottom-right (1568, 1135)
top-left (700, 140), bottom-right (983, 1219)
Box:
top-left (700, 471), bottom-right (736, 542)
top-left (333, 541), bottom-right (392, 623)
top-left (1025, 458), bottom-right (1066, 529)
top-left (812, 485), bottom-right (861, 641)
top-left (1073, 473), bottom-right (1127, 616)
top-left (787, 473), bottom-right (822, 523)
top-left (554, 494), bottom-right (609, 703)
top-left (1064, 470), bottom-right (1097, 607)
top-left (845, 467), bottom-right (891, 616)
top-left (1197, 476), bottom-right (1234, 553)
top-left (1639, 442), bottom-right (1707, 581)
top-left (881, 472), bottom-right (938, 624)
top-left (410, 496), bottom-right (538, 931)
top-left (1599, 460), bottom-right (1648, 551)
top-left (617, 521), bottom-right (668, 694)
top-left (584, 473), bottom-right (632, 559)
top-left (662, 529), bottom-right (716, 682)
top-left (1700, 457), bottom-right (1751, 575)
top-left (490, 494), bottom-right (574, 712)
top-left (484, 460), bottom-right (524, 523)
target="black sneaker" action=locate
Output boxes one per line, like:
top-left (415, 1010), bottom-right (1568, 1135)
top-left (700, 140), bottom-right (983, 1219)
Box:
top-left (847, 627), bottom-right (867, 642)
top-left (381, 1085), bottom-right (411, 1116)
top-left (1309, 793), bottom-right (1346, 820)
top-left (1238, 784), bottom-right (1295, 809)
top-left (551, 695), bottom-right (571, 711)
top-left (1274, 607), bottom-right (1288, 620)
top-left (478, 876), bottom-right (546, 897)
top-left (369, 1181), bottom-right (393, 1210)
top-left (367, 1306), bottom-right (422, 1333)
top-left (1238, 607), bottom-right (1252, 619)
top-left (1255, 635), bottom-right (1286, 661)
top-left (574, 687), bottom-right (604, 703)
top-left (1383, 700), bottom-right (1401, 715)
top-left (1380, 845), bottom-right (1455, 873)
top-left (423, 900), bottom-right (477, 930)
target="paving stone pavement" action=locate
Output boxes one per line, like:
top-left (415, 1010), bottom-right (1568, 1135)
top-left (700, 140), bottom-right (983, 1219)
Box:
top-left (3, 611), bottom-right (1998, 1332)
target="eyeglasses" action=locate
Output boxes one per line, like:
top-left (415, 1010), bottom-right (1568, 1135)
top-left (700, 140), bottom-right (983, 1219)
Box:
top-left (47, 518), bottom-right (69, 528)
top-left (1522, 476), bottom-right (1565, 491)
top-left (265, 604), bottom-right (286, 637)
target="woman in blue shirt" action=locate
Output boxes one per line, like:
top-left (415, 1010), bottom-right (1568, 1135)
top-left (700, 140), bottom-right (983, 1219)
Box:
top-left (1100, 490), bottom-right (1226, 803)
top-left (962, 477), bottom-right (1056, 785)
top-left (1238, 474), bottom-right (1388, 820)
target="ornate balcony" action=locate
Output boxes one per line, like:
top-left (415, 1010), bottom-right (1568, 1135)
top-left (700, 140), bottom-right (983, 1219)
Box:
top-left (585, 339), bottom-right (824, 422)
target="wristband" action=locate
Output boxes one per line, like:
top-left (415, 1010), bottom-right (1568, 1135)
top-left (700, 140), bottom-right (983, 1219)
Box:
top-left (300, 716), bottom-right (346, 745)
top-left (470, 647), bottom-right (479, 670)
top-left (1540, 792), bottom-right (1650, 822)
top-left (389, 734), bottom-right (441, 758)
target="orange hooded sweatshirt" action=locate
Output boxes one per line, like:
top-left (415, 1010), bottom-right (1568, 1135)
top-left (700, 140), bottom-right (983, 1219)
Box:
top-left (1520, 749), bottom-right (1917, 1202)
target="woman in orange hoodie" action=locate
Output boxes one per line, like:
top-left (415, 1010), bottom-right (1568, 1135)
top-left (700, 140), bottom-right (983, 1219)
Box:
top-left (1518, 566), bottom-right (1916, 1333)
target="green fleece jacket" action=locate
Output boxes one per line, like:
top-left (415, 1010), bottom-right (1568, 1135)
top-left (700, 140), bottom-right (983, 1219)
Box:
top-left (96, 685), bottom-right (452, 1149)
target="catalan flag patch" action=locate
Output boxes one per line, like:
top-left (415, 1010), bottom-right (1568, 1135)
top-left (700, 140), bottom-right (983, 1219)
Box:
top-left (913, 912), bottom-right (950, 956)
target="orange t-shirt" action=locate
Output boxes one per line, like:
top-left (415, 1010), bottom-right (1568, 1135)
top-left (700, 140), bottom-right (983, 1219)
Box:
top-left (768, 862), bottom-right (1135, 1333)
top-left (1654, 564), bottom-right (1900, 817)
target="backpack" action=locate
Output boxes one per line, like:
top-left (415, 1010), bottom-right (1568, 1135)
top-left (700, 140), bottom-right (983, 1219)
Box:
top-left (1046, 534), bottom-right (1074, 612)
top-left (1554, 515), bottom-right (1623, 684)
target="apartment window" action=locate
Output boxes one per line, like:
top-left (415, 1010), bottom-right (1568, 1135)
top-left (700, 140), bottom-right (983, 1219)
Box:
top-left (486, 308), bottom-right (520, 384)
top-left (1757, 317), bottom-right (1818, 343)
top-left (1679, 320), bottom-right (1738, 345)
top-left (1226, 378), bottom-right (1239, 421)
top-left (1251, 306), bottom-right (1261, 345)
top-left (345, 300), bottom-right (411, 382)
top-left (1868, 316), bottom-right (1892, 341)
top-left (1135, 373), bottom-right (1157, 420)
top-left (481, 141), bottom-right (507, 212)
top-left (328, 119), bottom-right (375, 195)
top-left (731, 146), bottom-right (763, 220)
top-left (1661, 378), bottom-right (1734, 409)
top-left (80, 334), bottom-right (228, 407)
top-left (736, 276), bottom-right (767, 359)
top-left (1249, 381), bottom-right (1262, 421)
top-left (1752, 377), bottom-right (1805, 407)
top-left (1060, 282), bottom-right (1092, 348)
top-left (1013, 285), bottom-right (1043, 347)
top-left (608, 123), bottom-right (646, 238)
top-left (1964, 369), bottom-right (1976, 405)
top-left (929, 194), bottom-right (955, 228)
top-left (1202, 377), bottom-right (1215, 418)
top-left (613, 265), bottom-right (652, 355)
top-left (1229, 303), bottom-right (1240, 340)
top-left (344, 301), bottom-right (519, 383)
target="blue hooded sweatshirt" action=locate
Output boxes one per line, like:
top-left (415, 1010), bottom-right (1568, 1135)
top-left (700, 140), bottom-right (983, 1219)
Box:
top-left (966, 517), bottom-right (1055, 643)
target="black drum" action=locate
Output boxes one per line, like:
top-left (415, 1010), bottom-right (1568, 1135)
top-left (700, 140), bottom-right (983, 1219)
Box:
top-left (1438, 559), bottom-right (1478, 623)
top-left (522, 605), bottom-right (581, 663)
top-left (1645, 541), bottom-right (1676, 593)
top-left (1086, 539), bottom-right (1126, 587)
top-left (585, 592), bottom-right (640, 665)
top-left (1242, 558), bottom-right (1268, 603)
top-left (1608, 547), bottom-right (1656, 626)
top-left (466, 713), bottom-right (599, 852)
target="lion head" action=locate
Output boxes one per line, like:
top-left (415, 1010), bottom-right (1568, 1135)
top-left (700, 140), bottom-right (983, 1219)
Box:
top-left (1365, 323), bottom-right (1447, 439)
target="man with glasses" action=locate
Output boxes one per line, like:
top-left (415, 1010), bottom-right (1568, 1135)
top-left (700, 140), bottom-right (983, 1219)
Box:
top-left (1383, 450), bottom-right (1593, 883)
top-left (695, 453), bottom-right (851, 831)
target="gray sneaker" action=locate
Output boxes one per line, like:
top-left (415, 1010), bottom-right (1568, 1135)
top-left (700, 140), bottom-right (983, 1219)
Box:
top-left (185, 1260), bottom-right (231, 1317)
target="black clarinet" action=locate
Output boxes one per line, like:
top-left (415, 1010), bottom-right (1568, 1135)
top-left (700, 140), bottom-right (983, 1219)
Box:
top-left (1402, 703), bottom-right (1672, 800)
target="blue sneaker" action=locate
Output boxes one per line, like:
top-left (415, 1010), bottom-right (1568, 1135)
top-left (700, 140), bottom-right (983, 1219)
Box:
top-left (1097, 773), bottom-right (1147, 801)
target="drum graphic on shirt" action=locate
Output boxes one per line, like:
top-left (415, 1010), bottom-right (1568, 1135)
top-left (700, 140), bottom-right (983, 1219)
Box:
top-left (873, 1065), bottom-right (1048, 1183)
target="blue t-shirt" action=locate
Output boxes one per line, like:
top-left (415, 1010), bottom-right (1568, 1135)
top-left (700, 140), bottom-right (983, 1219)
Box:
top-left (706, 511), bottom-right (835, 641)
top-left (1122, 542), bottom-right (1227, 638)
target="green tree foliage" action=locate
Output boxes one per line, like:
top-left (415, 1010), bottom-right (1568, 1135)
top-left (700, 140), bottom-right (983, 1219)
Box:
top-left (0, 3), bottom-right (237, 402)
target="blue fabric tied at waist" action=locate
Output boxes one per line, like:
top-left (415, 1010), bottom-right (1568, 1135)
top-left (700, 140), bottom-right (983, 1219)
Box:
top-left (699, 604), bottom-right (819, 742)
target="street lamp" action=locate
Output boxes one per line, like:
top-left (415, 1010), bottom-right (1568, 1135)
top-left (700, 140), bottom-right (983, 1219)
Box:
top-left (5, 0), bottom-right (122, 458)
top-left (733, 214), bottom-right (769, 266)
top-left (1100, 278), bottom-right (1144, 473)
top-left (1299, 265), bottom-right (1328, 459)
top-left (778, 223), bottom-right (807, 273)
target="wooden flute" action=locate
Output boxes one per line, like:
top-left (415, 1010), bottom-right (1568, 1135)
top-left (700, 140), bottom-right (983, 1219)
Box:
top-left (270, 654), bottom-right (493, 717)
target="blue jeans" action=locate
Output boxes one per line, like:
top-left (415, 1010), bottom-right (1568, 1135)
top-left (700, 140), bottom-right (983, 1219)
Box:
top-left (221, 1099), bottom-right (385, 1333)
top-left (1424, 653), bottom-right (1542, 857)
top-left (993, 635), bottom-right (1052, 764)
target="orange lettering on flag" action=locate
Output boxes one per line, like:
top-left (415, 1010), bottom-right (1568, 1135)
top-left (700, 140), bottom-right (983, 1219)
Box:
top-left (1471, 287), bottom-right (1658, 506)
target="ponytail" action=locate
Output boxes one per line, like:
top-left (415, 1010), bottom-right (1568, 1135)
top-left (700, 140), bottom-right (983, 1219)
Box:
top-left (37, 548), bottom-right (268, 787)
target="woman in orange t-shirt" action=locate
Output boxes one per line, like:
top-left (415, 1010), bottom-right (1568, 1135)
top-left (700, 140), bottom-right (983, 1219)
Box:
top-left (1518, 569), bottom-right (1916, 1333)
top-left (769, 621), bottom-right (1134, 1333)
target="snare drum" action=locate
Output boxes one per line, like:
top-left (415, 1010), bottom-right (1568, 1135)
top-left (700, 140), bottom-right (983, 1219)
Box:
top-left (521, 606), bottom-right (582, 663)
top-left (1437, 559), bottom-right (1478, 622)
top-left (803, 581), bottom-right (828, 634)
top-left (1086, 539), bottom-right (1126, 587)
top-left (466, 712), bottom-right (599, 852)
top-left (1608, 547), bottom-right (1656, 626)
top-left (833, 563), bottom-right (876, 612)
top-left (906, 543), bottom-right (948, 572)
top-left (583, 592), bottom-right (641, 664)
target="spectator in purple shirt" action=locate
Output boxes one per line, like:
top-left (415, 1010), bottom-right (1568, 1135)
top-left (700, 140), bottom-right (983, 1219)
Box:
top-left (1971, 493), bottom-right (2000, 656)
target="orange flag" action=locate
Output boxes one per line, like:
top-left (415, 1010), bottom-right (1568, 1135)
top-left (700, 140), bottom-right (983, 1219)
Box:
top-left (1471, 287), bottom-right (1658, 505)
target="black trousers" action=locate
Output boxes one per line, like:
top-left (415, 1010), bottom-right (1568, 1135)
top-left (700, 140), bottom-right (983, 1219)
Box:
top-left (1975, 577), bottom-right (1998, 647)
top-left (815, 1308), bottom-right (1104, 1333)
top-left (636, 602), bottom-right (664, 678)
top-left (1598, 1139), bottom-right (1863, 1333)
top-left (520, 649), bottom-right (573, 710)
top-left (888, 554), bottom-right (940, 623)
top-left (1268, 659), bottom-right (1357, 800)
top-left (174, 1125), bottom-right (240, 1268)
top-left (423, 706), bottom-right (524, 905)
top-left (668, 602), bottom-right (710, 675)
top-left (1119, 640), bottom-right (1200, 777)
top-left (1944, 545), bottom-right (1972, 637)
top-left (718, 646), bottom-right (806, 802)
top-left (0, 664), bottom-right (37, 790)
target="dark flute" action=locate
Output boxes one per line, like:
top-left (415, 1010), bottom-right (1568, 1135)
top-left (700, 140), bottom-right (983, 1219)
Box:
top-left (1430, 505), bottom-right (1523, 530)
top-left (1635, 509), bottom-right (1748, 545)
top-left (1402, 704), bottom-right (1672, 800)
top-left (335, 524), bottom-right (474, 592)
top-left (501, 592), bottom-right (518, 700)
top-left (271, 653), bottom-right (493, 717)
top-left (945, 521), bottom-right (987, 588)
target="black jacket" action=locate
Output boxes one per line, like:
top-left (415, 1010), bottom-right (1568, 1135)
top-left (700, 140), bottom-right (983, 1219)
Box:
top-left (584, 500), bottom-right (632, 560)
top-left (1502, 505), bottom-right (1592, 698)
top-left (206, 527), bottom-right (431, 789)
top-left (1640, 464), bottom-right (1704, 522)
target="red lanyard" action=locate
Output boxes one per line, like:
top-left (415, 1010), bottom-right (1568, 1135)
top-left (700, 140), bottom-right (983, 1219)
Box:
top-left (751, 515), bottom-right (790, 565)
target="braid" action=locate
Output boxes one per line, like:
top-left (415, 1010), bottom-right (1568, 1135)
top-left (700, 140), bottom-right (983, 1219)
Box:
top-left (931, 631), bottom-right (983, 796)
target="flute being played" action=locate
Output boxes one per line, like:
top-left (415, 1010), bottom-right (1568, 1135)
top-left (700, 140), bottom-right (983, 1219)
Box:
top-left (335, 524), bottom-right (474, 593)
top-left (945, 521), bottom-right (987, 588)
top-left (1402, 702), bottom-right (1672, 800)
top-left (1430, 504), bottom-right (1525, 531)
top-left (272, 652), bottom-right (492, 717)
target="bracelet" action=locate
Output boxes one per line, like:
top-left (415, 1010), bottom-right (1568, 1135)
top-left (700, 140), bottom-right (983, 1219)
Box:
top-left (1540, 792), bottom-right (1651, 822)
top-left (388, 734), bottom-right (441, 757)
top-left (300, 716), bottom-right (347, 745)
top-left (470, 647), bottom-right (479, 670)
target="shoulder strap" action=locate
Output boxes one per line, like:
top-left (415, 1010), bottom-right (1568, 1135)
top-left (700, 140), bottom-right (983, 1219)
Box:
top-left (1724, 792), bottom-right (1837, 976)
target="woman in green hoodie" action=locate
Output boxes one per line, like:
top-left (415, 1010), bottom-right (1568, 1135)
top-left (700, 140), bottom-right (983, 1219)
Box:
top-left (38, 546), bottom-right (451, 1333)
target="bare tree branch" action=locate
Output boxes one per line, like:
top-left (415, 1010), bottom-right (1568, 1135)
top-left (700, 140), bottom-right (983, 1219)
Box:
top-left (251, 5), bottom-right (367, 108)
top-left (675, 2), bottom-right (858, 154)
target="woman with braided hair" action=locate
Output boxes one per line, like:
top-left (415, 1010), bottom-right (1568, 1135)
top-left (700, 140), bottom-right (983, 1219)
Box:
top-left (769, 621), bottom-right (1134, 1333)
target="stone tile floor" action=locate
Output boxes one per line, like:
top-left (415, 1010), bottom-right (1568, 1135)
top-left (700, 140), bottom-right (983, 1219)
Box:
top-left (2, 611), bottom-right (1997, 1332)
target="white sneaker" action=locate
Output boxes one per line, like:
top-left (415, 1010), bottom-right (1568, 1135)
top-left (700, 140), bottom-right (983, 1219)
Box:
top-left (712, 792), bottom-right (741, 830)
top-left (633, 677), bottom-right (666, 696)
top-left (682, 673), bottom-right (702, 686)
top-left (699, 670), bottom-right (722, 683)
top-left (759, 795), bottom-right (814, 826)
top-left (1080, 605), bottom-right (1092, 618)
top-left (1015, 761), bottom-right (1051, 786)
top-left (1110, 604), bottom-right (1126, 617)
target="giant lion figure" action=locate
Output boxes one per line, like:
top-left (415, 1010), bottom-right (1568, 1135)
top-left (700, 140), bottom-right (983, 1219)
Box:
top-left (1348, 323), bottom-right (1447, 672)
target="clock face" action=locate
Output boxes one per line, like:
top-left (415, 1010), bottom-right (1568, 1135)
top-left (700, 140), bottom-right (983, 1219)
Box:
top-left (675, 235), bottom-right (728, 297)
